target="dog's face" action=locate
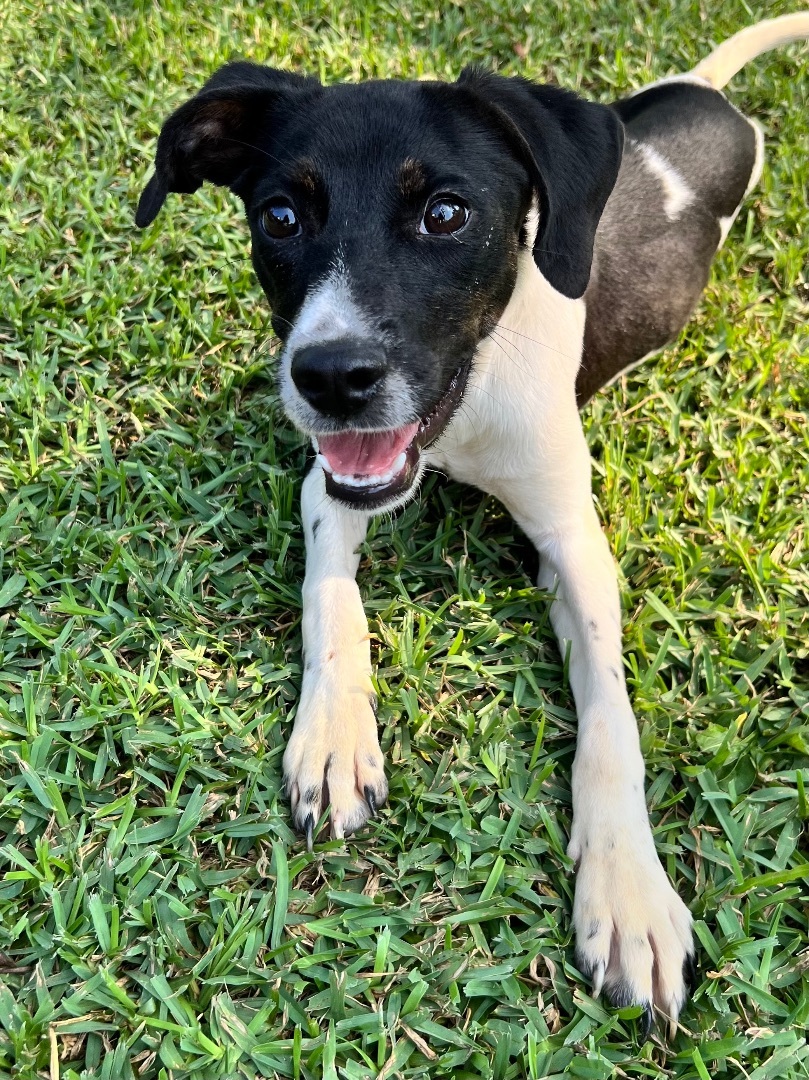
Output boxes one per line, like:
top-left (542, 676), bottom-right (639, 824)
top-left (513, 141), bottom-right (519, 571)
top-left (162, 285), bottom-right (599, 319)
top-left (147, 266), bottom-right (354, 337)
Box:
top-left (137, 64), bottom-right (623, 509)
top-left (249, 80), bottom-right (531, 508)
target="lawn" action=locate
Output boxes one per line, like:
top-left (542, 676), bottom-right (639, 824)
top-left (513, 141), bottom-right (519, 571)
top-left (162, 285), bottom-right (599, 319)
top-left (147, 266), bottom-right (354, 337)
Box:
top-left (1, 0), bottom-right (808, 1077)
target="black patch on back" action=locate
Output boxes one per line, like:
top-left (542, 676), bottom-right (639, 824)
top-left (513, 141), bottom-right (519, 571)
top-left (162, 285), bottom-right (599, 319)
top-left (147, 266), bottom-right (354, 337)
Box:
top-left (577, 82), bottom-right (758, 405)
top-left (612, 82), bottom-right (756, 217)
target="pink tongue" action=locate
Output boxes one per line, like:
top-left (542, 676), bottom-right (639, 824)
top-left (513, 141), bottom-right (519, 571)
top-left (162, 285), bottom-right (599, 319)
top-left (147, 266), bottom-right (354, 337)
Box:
top-left (319, 424), bottom-right (418, 476)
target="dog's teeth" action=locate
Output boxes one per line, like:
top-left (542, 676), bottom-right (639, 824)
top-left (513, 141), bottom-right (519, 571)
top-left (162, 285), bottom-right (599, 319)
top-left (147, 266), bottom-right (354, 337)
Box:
top-left (317, 454), bottom-right (333, 473)
top-left (392, 452), bottom-right (407, 473)
top-left (311, 437), bottom-right (319, 452)
top-left (332, 468), bottom-right (398, 490)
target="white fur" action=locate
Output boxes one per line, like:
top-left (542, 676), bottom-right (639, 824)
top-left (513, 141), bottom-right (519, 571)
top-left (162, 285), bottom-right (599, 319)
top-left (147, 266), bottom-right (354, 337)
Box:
top-left (280, 261), bottom-right (417, 433)
top-left (438, 257), bottom-right (692, 1019)
top-left (294, 253), bottom-right (693, 1016)
top-left (691, 13), bottom-right (809, 90)
top-left (718, 117), bottom-right (765, 246)
top-left (283, 259), bottom-right (369, 354)
top-left (635, 141), bottom-right (695, 220)
top-left (283, 465), bottom-right (386, 839)
top-left (625, 72), bottom-right (714, 97)
top-left (746, 118), bottom-right (766, 196)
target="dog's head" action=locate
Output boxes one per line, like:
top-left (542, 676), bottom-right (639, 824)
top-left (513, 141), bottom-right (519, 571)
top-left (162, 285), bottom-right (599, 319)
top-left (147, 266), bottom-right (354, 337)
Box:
top-left (137, 62), bottom-right (623, 509)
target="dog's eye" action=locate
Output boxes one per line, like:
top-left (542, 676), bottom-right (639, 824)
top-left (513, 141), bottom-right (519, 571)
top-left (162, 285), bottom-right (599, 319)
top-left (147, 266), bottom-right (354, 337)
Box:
top-left (261, 202), bottom-right (301, 239)
top-left (420, 196), bottom-right (469, 235)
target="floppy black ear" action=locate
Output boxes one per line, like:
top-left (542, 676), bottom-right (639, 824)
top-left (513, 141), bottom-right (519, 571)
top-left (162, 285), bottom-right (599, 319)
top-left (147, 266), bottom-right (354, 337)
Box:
top-left (457, 70), bottom-right (624, 299)
top-left (135, 63), bottom-right (320, 228)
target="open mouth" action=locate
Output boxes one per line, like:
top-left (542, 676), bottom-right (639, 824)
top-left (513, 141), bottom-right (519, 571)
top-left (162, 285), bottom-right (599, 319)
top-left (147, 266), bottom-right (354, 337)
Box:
top-left (315, 361), bottom-right (470, 508)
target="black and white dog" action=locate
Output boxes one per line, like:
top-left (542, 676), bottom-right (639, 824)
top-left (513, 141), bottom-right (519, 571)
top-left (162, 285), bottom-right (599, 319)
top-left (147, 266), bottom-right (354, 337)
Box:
top-left (136, 14), bottom-right (809, 1030)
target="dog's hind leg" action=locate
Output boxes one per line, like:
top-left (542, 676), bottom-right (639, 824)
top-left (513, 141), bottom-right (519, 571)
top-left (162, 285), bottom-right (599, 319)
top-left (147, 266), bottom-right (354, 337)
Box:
top-left (282, 465), bottom-right (387, 845)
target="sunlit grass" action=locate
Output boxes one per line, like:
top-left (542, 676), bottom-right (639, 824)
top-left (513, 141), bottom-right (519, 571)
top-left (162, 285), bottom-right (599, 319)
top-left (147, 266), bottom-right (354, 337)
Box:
top-left (1, 1), bottom-right (807, 1077)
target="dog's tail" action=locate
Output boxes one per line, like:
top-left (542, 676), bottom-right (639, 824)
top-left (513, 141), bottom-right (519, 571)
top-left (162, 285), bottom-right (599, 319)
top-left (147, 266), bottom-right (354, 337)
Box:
top-left (691, 12), bottom-right (809, 88)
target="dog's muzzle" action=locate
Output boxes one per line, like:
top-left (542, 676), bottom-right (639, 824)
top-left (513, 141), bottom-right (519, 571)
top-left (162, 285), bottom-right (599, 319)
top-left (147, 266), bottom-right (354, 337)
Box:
top-left (315, 360), bottom-right (471, 509)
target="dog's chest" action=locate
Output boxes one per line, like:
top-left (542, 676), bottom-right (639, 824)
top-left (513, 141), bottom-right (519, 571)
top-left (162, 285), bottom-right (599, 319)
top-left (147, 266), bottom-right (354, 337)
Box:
top-left (427, 259), bottom-right (587, 494)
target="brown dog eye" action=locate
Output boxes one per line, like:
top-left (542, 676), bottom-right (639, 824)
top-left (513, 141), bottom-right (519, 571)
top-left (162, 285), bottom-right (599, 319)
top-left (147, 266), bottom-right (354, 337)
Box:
top-left (261, 202), bottom-right (300, 239)
top-left (421, 196), bottom-right (469, 235)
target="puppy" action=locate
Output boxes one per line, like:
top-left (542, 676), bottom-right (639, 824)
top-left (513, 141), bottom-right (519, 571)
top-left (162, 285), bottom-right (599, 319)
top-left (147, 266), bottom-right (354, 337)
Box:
top-left (135, 14), bottom-right (809, 1031)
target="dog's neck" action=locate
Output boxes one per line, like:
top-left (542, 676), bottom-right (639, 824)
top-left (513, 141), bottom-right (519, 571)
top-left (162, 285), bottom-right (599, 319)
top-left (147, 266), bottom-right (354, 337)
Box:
top-left (427, 253), bottom-right (585, 488)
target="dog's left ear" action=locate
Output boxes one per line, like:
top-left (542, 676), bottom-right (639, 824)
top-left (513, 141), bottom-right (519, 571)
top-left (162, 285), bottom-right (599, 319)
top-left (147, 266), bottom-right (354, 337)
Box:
top-left (457, 70), bottom-right (624, 299)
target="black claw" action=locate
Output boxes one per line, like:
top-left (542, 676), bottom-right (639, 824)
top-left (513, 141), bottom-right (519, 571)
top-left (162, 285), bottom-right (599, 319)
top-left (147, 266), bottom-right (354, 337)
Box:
top-left (303, 813), bottom-right (314, 852)
top-left (683, 951), bottom-right (698, 995)
top-left (640, 1004), bottom-right (654, 1041)
top-left (364, 786), bottom-right (377, 817)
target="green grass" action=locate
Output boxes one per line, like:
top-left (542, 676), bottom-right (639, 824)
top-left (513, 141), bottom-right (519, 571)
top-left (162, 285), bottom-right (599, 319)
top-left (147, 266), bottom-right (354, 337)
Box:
top-left (1, 0), bottom-right (808, 1077)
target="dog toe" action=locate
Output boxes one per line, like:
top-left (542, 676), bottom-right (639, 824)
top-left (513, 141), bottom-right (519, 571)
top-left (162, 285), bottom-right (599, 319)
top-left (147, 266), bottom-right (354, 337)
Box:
top-left (283, 687), bottom-right (386, 847)
top-left (572, 823), bottom-right (694, 1034)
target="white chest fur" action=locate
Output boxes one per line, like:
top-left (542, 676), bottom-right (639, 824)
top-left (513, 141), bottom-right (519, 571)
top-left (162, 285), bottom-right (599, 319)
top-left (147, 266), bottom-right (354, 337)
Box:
top-left (426, 254), bottom-right (587, 496)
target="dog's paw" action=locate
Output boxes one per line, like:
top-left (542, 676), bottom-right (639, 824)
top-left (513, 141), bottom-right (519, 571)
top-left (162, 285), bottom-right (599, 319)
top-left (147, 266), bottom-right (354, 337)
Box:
top-left (569, 820), bottom-right (694, 1034)
top-left (283, 680), bottom-right (387, 848)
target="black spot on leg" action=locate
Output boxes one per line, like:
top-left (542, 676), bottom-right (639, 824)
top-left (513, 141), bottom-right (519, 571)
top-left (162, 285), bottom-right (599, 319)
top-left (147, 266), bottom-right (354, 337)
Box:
top-left (608, 838), bottom-right (615, 851)
top-left (302, 785), bottom-right (321, 807)
top-left (311, 517), bottom-right (321, 539)
top-left (587, 920), bottom-right (601, 940)
top-left (610, 667), bottom-right (621, 682)
top-left (588, 620), bottom-right (600, 639)
top-left (366, 753), bottom-right (378, 769)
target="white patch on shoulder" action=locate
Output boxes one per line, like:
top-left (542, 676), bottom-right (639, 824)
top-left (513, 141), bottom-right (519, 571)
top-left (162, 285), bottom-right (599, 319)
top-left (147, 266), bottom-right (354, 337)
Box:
top-left (635, 142), bottom-right (695, 220)
top-left (428, 252), bottom-right (587, 497)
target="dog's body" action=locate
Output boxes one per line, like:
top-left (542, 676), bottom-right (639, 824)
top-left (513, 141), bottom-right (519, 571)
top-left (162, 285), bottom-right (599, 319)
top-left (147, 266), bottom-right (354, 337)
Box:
top-left (580, 78), bottom-right (763, 403)
top-left (136, 14), bottom-right (809, 1031)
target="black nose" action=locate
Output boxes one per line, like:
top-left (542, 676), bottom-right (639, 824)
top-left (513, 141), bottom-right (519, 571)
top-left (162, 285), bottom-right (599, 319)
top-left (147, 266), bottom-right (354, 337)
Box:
top-left (290, 340), bottom-right (387, 418)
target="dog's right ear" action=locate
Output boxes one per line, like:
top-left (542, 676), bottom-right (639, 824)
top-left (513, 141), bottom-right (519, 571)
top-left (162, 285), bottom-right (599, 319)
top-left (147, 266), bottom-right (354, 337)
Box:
top-left (135, 63), bottom-right (320, 227)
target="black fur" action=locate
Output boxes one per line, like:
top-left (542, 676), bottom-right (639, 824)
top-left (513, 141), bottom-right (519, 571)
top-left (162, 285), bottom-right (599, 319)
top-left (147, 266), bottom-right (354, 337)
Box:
top-left (456, 69), bottom-right (624, 298)
top-left (135, 64), bottom-right (319, 227)
top-left (578, 81), bottom-right (758, 404)
top-left (136, 63), bottom-right (624, 442)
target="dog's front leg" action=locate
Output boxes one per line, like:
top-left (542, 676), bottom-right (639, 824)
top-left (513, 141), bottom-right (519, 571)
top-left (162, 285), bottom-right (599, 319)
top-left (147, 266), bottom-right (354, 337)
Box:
top-left (282, 464), bottom-right (387, 847)
top-left (500, 440), bottom-right (695, 1028)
